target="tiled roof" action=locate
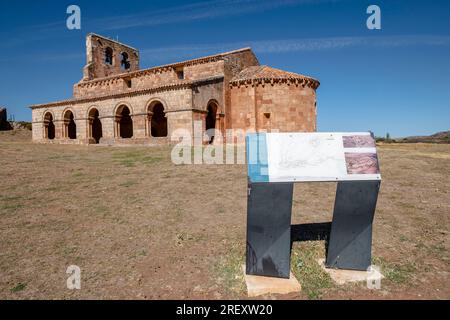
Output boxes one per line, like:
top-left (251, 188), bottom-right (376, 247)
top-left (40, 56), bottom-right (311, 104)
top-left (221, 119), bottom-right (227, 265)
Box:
top-left (230, 65), bottom-right (320, 89)
top-left (232, 65), bottom-right (316, 81)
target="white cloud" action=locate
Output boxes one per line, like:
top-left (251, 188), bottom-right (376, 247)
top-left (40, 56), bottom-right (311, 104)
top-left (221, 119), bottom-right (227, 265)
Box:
top-left (139, 35), bottom-right (450, 63)
top-left (2, 34), bottom-right (449, 64)
top-left (0, 0), bottom-right (335, 49)
top-left (96, 0), bottom-right (326, 30)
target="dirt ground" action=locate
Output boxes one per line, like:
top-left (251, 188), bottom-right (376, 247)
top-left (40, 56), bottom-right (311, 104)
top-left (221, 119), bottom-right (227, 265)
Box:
top-left (1, 130), bottom-right (449, 300)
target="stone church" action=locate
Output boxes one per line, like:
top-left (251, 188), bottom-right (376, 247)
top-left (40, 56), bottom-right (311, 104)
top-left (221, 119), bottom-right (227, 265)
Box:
top-left (30, 33), bottom-right (319, 145)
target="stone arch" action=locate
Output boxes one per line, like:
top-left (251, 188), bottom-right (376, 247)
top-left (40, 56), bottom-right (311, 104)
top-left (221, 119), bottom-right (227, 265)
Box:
top-left (62, 108), bottom-right (77, 139)
top-left (205, 100), bottom-right (220, 143)
top-left (114, 103), bottom-right (133, 138)
top-left (147, 99), bottom-right (167, 137)
top-left (87, 107), bottom-right (102, 144)
top-left (206, 99), bottom-right (221, 114)
top-left (43, 111), bottom-right (55, 140)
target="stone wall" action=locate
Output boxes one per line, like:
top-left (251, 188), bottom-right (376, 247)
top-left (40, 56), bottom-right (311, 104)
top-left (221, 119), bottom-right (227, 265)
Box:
top-left (31, 80), bottom-right (225, 144)
top-left (74, 67), bottom-right (181, 99)
top-left (229, 83), bottom-right (317, 132)
top-left (32, 87), bottom-right (192, 143)
top-left (82, 34), bottom-right (139, 81)
top-left (223, 50), bottom-right (260, 129)
top-left (192, 81), bottom-right (224, 113)
top-left (228, 85), bottom-right (256, 130)
top-left (184, 60), bottom-right (225, 81)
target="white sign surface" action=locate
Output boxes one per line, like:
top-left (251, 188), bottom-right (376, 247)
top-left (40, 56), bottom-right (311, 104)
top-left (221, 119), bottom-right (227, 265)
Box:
top-left (265, 132), bottom-right (381, 182)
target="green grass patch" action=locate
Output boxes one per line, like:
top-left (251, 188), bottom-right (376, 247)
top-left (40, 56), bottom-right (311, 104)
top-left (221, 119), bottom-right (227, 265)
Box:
top-left (0, 195), bottom-right (24, 201)
top-left (112, 150), bottom-right (163, 167)
top-left (47, 154), bottom-right (72, 161)
top-left (71, 171), bottom-right (85, 178)
top-left (44, 185), bottom-right (63, 192)
top-left (118, 180), bottom-right (138, 188)
top-left (430, 242), bottom-right (446, 254)
top-left (214, 241), bottom-right (245, 296)
top-left (291, 241), bottom-right (334, 299)
top-left (10, 282), bottom-right (27, 293)
top-left (372, 256), bottom-right (416, 284)
top-left (141, 155), bottom-right (163, 165)
top-left (0, 203), bottom-right (24, 212)
top-left (93, 205), bottom-right (111, 217)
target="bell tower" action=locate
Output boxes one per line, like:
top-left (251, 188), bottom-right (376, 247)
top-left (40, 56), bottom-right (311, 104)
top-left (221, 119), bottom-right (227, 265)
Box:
top-left (82, 33), bottom-right (139, 81)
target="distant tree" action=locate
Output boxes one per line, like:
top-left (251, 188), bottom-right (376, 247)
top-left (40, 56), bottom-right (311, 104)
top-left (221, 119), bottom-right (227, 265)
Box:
top-left (385, 132), bottom-right (391, 143)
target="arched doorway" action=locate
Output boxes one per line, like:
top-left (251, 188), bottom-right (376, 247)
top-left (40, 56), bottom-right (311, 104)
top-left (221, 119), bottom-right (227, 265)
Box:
top-left (88, 108), bottom-right (102, 144)
top-left (44, 112), bottom-right (55, 140)
top-left (205, 102), bottom-right (218, 144)
top-left (115, 105), bottom-right (133, 138)
top-left (148, 102), bottom-right (167, 137)
top-left (63, 110), bottom-right (76, 139)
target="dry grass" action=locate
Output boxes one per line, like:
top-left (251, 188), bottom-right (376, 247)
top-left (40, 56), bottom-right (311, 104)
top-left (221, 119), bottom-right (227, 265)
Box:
top-left (0, 130), bottom-right (449, 299)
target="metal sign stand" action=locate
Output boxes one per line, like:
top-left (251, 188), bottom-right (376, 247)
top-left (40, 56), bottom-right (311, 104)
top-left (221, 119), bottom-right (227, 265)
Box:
top-left (246, 180), bottom-right (380, 278)
top-left (326, 181), bottom-right (380, 270)
top-left (246, 182), bottom-right (294, 279)
top-left (245, 132), bottom-right (381, 279)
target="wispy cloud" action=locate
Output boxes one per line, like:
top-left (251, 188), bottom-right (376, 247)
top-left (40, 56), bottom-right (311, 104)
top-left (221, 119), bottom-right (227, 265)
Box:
top-left (0, 0), bottom-right (336, 49)
top-left (95, 0), bottom-right (329, 31)
top-left (2, 34), bottom-right (449, 64)
top-left (140, 35), bottom-right (450, 63)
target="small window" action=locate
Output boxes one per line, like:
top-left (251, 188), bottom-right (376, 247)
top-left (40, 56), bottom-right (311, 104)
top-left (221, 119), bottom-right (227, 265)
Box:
top-left (121, 52), bottom-right (131, 70)
top-left (176, 68), bottom-right (184, 80)
top-left (125, 79), bottom-right (132, 88)
top-left (105, 47), bottom-right (113, 65)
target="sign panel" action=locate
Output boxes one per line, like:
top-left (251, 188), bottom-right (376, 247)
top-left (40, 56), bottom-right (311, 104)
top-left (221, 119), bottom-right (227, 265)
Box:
top-left (247, 132), bottom-right (381, 183)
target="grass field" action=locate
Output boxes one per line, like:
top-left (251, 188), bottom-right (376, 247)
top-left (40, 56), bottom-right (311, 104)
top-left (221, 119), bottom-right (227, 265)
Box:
top-left (1, 130), bottom-right (449, 299)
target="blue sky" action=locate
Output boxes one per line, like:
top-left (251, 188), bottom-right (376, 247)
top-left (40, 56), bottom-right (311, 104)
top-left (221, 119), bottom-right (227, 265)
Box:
top-left (0, 0), bottom-right (449, 137)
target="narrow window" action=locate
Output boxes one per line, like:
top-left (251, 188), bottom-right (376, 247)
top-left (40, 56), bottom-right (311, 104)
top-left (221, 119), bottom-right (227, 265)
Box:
top-left (121, 52), bottom-right (130, 70)
top-left (176, 67), bottom-right (184, 80)
top-left (105, 47), bottom-right (113, 65)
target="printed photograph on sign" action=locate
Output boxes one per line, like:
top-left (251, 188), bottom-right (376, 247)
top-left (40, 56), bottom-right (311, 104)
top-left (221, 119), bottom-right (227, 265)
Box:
top-left (345, 153), bottom-right (380, 174)
top-left (343, 135), bottom-right (376, 148)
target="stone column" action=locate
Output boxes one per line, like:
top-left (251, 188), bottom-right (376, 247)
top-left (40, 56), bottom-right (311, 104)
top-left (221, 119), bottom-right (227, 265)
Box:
top-left (114, 116), bottom-right (121, 138)
top-left (131, 113), bottom-right (147, 139)
top-left (146, 112), bottom-right (153, 137)
top-left (165, 111), bottom-right (172, 139)
top-left (43, 119), bottom-right (49, 139)
top-left (87, 116), bottom-right (93, 140)
top-left (99, 116), bottom-right (115, 140)
top-left (62, 119), bottom-right (69, 139)
top-left (75, 117), bottom-right (88, 143)
top-left (215, 113), bottom-right (226, 144)
top-left (54, 120), bottom-right (63, 140)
